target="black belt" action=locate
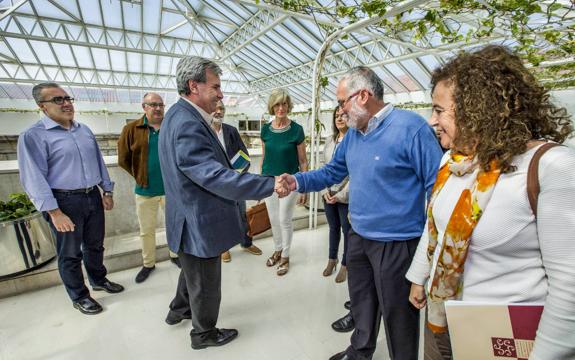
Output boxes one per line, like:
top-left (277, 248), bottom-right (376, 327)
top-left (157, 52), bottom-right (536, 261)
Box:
top-left (52, 186), bottom-right (96, 194)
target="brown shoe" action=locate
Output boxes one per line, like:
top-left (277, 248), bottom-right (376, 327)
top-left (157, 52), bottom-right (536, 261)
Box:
top-left (277, 257), bottom-right (289, 276)
top-left (335, 265), bottom-right (347, 283)
top-left (323, 259), bottom-right (338, 277)
top-left (266, 251), bottom-right (281, 267)
top-left (243, 245), bottom-right (263, 256)
top-left (221, 251), bottom-right (231, 263)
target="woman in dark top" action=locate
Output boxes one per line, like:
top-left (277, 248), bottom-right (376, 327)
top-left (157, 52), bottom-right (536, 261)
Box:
top-left (261, 88), bottom-right (307, 276)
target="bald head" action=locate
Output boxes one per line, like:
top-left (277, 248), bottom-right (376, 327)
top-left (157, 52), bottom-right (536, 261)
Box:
top-left (142, 92), bottom-right (165, 126)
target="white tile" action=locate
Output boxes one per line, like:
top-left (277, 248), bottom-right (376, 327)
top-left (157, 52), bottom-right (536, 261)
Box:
top-left (0, 226), bottom-right (422, 360)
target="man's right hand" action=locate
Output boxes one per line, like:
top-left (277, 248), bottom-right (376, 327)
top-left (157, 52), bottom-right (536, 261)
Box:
top-left (279, 173), bottom-right (297, 192)
top-left (409, 283), bottom-right (427, 309)
top-left (48, 209), bottom-right (75, 232)
top-left (274, 176), bottom-right (290, 198)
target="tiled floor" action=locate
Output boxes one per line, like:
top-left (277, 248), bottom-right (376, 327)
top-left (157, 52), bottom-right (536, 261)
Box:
top-left (0, 226), bottom-right (420, 360)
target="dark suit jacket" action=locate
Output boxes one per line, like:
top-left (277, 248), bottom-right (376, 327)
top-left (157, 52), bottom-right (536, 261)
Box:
top-left (221, 123), bottom-right (250, 172)
top-left (158, 98), bottom-right (274, 258)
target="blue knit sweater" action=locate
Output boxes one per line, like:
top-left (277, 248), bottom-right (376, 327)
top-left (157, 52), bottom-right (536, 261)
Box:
top-left (295, 107), bottom-right (442, 241)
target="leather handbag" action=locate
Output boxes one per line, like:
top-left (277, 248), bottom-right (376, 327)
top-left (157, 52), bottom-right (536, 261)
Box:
top-left (246, 202), bottom-right (271, 237)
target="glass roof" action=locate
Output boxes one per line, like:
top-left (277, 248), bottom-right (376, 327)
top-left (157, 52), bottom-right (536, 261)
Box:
top-left (0, 0), bottom-right (573, 107)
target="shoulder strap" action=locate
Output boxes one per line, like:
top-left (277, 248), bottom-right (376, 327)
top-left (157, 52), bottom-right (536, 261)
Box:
top-left (527, 143), bottom-right (559, 217)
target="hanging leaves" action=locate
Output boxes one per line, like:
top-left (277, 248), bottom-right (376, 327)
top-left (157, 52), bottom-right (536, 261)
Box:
top-left (264, 0), bottom-right (574, 63)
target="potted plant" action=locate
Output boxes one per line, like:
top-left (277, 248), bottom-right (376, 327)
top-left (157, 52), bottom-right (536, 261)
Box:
top-left (0, 193), bottom-right (37, 221)
top-left (0, 193), bottom-right (56, 279)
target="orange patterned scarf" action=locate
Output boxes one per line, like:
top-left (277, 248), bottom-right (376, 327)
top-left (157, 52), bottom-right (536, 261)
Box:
top-left (426, 153), bottom-right (501, 333)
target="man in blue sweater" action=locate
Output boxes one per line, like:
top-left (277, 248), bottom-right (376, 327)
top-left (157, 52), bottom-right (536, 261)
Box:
top-left (281, 67), bottom-right (442, 360)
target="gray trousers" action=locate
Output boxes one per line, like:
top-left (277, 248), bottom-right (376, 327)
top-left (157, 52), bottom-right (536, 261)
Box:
top-left (346, 230), bottom-right (420, 360)
top-left (168, 251), bottom-right (221, 336)
top-left (424, 316), bottom-right (453, 360)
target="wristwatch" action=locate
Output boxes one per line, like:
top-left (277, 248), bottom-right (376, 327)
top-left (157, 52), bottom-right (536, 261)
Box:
top-left (103, 191), bottom-right (113, 197)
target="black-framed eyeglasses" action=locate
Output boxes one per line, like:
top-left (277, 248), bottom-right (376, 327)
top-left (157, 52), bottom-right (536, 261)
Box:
top-left (337, 90), bottom-right (361, 108)
top-left (38, 96), bottom-right (74, 105)
top-left (143, 102), bottom-right (165, 108)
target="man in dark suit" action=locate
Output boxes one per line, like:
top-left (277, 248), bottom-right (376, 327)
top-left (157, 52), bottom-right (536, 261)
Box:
top-left (211, 100), bottom-right (263, 262)
top-left (158, 56), bottom-right (284, 350)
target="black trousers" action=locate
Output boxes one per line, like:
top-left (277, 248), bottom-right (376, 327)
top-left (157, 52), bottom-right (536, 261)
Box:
top-left (169, 251), bottom-right (222, 336)
top-left (346, 230), bottom-right (420, 360)
top-left (324, 200), bottom-right (351, 265)
top-left (46, 188), bottom-right (107, 302)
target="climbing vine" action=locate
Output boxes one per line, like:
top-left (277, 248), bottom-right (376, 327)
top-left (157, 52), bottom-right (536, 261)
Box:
top-left (263, 0), bottom-right (574, 77)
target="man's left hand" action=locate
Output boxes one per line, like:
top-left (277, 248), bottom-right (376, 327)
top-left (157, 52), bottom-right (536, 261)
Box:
top-left (297, 193), bottom-right (307, 206)
top-left (102, 195), bottom-right (114, 210)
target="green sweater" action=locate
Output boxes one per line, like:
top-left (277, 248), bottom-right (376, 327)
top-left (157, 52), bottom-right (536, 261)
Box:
top-left (261, 121), bottom-right (305, 176)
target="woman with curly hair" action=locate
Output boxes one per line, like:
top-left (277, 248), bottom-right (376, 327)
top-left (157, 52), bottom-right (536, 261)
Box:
top-left (406, 45), bottom-right (575, 359)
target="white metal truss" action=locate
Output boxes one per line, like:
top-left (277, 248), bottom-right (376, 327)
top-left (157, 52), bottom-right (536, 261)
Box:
top-left (0, 0), bottom-right (572, 105)
top-left (219, 9), bottom-right (288, 62)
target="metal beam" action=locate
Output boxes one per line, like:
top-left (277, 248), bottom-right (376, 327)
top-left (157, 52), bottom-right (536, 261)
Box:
top-left (0, 0), bottom-right (29, 21)
top-left (0, 78), bottom-right (249, 97)
top-left (248, 19), bottom-right (575, 95)
top-left (233, 0), bottom-right (338, 28)
top-left (0, 30), bottom-right (213, 58)
top-left (0, 62), bottom-right (248, 89)
top-left (219, 10), bottom-right (288, 62)
top-left (170, 0), bottom-right (221, 51)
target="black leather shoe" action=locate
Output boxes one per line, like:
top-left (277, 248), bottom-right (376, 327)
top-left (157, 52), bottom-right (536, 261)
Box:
top-left (329, 350), bottom-right (351, 360)
top-left (73, 297), bottom-right (103, 315)
top-left (92, 280), bottom-right (125, 294)
top-left (135, 266), bottom-right (155, 283)
top-left (331, 311), bottom-right (354, 333)
top-left (170, 257), bottom-right (181, 268)
top-left (165, 311), bottom-right (191, 325)
top-left (191, 328), bottom-right (238, 349)
top-left (344, 300), bottom-right (351, 310)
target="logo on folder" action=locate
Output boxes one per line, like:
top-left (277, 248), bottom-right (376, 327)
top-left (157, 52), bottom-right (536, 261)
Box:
top-left (445, 301), bottom-right (543, 360)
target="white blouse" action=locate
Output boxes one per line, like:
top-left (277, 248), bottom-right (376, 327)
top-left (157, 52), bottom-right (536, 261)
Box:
top-left (406, 144), bottom-right (575, 360)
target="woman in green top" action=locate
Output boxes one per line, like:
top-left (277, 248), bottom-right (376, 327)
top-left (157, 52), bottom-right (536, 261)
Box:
top-left (261, 88), bottom-right (307, 276)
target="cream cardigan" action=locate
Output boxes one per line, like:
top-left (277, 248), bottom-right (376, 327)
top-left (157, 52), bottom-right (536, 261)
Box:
top-left (406, 144), bottom-right (575, 360)
top-left (320, 135), bottom-right (349, 203)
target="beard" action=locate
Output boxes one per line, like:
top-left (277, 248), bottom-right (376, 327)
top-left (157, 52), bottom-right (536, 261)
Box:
top-left (346, 100), bottom-right (369, 130)
top-left (212, 117), bottom-right (223, 125)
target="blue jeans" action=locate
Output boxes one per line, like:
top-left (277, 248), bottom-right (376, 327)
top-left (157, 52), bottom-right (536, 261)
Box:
top-left (46, 188), bottom-right (107, 302)
top-left (323, 200), bottom-right (350, 266)
top-left (238, 201), bottom-right (252, 248)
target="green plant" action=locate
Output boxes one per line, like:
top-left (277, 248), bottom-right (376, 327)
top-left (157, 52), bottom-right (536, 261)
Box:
top-left (0, 193), bottom-right (37, 221)
top-left (264, 0), bottom-right (575, 82)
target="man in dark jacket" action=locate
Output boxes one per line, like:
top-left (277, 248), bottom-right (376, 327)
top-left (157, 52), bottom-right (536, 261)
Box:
top-left (210, 100), bottom-right (262, 262)
top-left (159, 56), bottom-right (284, 349)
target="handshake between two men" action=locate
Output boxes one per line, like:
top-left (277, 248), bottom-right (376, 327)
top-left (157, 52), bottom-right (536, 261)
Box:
top-left (273, 174), bottom-right (297, 198)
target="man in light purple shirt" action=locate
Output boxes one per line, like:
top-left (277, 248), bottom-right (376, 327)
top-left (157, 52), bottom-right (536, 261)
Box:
top-left (17, 82), bottom-right (124, 315)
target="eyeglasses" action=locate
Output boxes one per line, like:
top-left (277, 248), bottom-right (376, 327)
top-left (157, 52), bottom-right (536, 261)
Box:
top-left (143, 102), bottom-right (165, 108)
top-left (337, 90), bottom-right (361, 108)
top-left (38, 96), bottom-right (74, 105)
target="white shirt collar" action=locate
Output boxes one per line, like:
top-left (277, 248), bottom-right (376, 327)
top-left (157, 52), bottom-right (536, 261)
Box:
top-left (180, 96), bottom-right (213, 124)
top-left (362, 103), bottom-right (394, 135)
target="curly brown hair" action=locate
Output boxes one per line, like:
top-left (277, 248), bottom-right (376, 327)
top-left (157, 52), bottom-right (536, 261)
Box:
top-left (431, 45), bottom-right (573, 173)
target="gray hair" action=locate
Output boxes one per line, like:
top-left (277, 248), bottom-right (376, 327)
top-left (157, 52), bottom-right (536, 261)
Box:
top-left (176, 56), bottom-right (222, 95)
top-left (32, 82), bottom-right (61, 103)
top-left (340, 66), bottom-right (384, 100)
